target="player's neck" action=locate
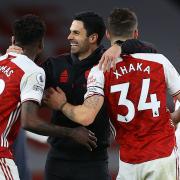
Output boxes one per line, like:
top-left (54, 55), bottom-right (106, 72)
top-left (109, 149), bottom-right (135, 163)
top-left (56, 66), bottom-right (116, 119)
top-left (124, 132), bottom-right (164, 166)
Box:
top-left (22, 48), bottom-right (37, 61)
top-left (15, 42), bottom-right (39, 61)
top-left (111, 37), bottom-right (128, 45)
top-left (110, 35), bottom-right (134, 45)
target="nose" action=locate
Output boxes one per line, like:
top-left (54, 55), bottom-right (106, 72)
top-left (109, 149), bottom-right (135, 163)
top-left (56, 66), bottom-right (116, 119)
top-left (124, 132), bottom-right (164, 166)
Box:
top-left (67, 33), bottom-right (73, 40)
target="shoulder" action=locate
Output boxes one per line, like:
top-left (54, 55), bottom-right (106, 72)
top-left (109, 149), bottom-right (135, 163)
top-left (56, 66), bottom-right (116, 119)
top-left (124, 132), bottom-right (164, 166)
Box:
top-left (0, 53), bottom-right (7, 61)
top-left (42, 53), bottom-right (71, 67)
top-left (88, 65), bottom-right (104, 81)
top-left (131, 53), bottom-right (169, 65)
top-left (87, 65), bottom-right (105, 88)
top-left (90, 65), bottom-right (102, 74)
top-left (46, 53), bottom-right (71, 62)
top-left (10, 53), bottom-right (44, 74)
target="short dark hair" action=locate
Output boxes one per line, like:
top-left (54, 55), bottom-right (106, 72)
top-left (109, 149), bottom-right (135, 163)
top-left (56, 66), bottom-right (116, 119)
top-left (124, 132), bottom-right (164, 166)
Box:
top-left (13, 14), bottom-right (46, 46)
top-left (107, 8), bottom-right (138, 38)
top-left (73, 11), bottom-right (105, 45)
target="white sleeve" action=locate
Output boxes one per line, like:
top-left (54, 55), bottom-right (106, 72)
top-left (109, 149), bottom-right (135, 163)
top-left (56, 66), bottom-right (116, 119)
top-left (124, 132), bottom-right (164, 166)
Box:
top-left (163, 56), bottom-right (180, 96)
top-left (84, 66), bottom-right (104, 99)
top-left (175, 100), bottom-right (180, 110)
top-left (20, 68), bottom-right (45, 104)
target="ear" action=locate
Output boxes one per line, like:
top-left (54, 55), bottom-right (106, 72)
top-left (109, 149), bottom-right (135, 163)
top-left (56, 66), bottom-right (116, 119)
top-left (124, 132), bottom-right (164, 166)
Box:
top-left (11, 36), bottom-right (15, 45)
top-left (38, 39), bottom-right (44, 53)
top-left (89, 33), bottom-right (98, 43)
top-left (133, 29), bottom-right (139, 39)
top-left (106, 30), bottom-right (110, 40)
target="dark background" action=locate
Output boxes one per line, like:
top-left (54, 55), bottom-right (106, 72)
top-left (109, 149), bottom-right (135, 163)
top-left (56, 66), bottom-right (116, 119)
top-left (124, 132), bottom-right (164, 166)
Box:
top-left (0, 0), bottom-right (179, 179)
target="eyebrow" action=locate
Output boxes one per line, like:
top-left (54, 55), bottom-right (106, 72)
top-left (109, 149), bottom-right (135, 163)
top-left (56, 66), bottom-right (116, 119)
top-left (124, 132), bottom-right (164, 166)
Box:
top-left (71, 30), bottom-right (80, 34)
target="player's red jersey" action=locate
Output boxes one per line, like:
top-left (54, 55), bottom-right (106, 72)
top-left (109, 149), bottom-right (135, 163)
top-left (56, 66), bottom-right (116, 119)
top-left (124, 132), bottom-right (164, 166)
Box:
top-left (0, 53), bottom-right (45, 159)
top-left (85, 53), bottom-right (180, 163)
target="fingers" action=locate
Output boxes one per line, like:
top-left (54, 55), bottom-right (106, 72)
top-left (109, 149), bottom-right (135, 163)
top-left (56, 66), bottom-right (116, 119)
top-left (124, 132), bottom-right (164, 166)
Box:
top-left (88, 138), bottom-right (97, 149)
top-left (43, 99), bottom-right (48, 105)
top-left (84, 144), bottom-right (93, 151)
top-left (45, 87), bottom-right (56, 95)
top-left (99, 55), bottom-right (115, 72)
top-left (48, 87), bottom-right (56, 93)
top-left (6, 45), bottom-right (23, 54)
top-left (102, 56), bottom-right (109, 72)
top-left (44, 87), bottom-right (64, 98)
top-left (99, 54), bottom-right (110, 72)
top-left (166, 107), bottom-right (170, 112)
top-left (74, 128), bottom-right (98, 151)
top-left (88, 130), bottom-right (95, 136)
top-left (43, 88), bottom-right (56, 100)
top-left (107, 59), bottom-right (111, 72)
top-left (88, 130), bottom-right (97, 149)
top-left (56, 87), bottom-right (64, 94)
top-left (112, 58), bottom-right (116, 71)
top-left (84, 137), bottom-right (97, 151)
top-left (89, 133), bottom-right (97, 142)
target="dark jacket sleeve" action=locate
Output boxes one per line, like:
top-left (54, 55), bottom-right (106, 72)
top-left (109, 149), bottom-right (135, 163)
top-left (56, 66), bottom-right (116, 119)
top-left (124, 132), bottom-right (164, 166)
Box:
top-left (122, 39), bottom-right (158, 54)
top-left (41, 57), bottom-right (54, 89)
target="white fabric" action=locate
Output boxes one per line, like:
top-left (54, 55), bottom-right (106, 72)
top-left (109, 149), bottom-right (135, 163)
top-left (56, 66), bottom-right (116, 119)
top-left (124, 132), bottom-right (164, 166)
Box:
top-left (84, 65), bottom-right (104, 99)
top-left (20, 70), bottom-right (45, 104)
top-left (9, 53), bottom-right (45, 104)
top-left (3, 52), bottom-right (46, 104)
top-left (0, 158), bottom-right (20, 180)
top-left (26, 131), bottom-right (48, 143)
top-left (116, 148), bottom-right (179, 180)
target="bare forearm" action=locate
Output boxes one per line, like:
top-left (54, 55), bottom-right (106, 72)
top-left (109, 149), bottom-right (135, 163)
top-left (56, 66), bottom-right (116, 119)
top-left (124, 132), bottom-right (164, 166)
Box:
top-left (23, 119), bottom-right (72, 138)
top-left (62, 103), bottom-right (89, 125)
top-left (21, 101), bottom-right (98, 151)
top-left (61, 103), bottom-right (75, 120)
top-left (61, 95), bottom-right (104, 126)
top-left (21, 101), bottom-right (72, 138)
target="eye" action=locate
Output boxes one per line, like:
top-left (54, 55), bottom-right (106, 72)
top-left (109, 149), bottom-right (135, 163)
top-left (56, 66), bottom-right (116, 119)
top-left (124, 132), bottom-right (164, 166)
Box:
top-left (74, 31), bottom-right (80, 35)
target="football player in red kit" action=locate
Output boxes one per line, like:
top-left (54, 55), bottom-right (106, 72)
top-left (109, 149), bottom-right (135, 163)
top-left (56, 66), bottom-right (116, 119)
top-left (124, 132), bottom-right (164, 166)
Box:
top-left (0, 14), bottom-right (97, 179)
top-left (44, 8), bottom-right (180, 180)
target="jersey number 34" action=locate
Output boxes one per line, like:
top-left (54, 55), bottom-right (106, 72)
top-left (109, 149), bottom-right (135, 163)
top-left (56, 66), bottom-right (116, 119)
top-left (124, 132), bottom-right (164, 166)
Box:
top-left (111, 78), bottom-right (160, 123)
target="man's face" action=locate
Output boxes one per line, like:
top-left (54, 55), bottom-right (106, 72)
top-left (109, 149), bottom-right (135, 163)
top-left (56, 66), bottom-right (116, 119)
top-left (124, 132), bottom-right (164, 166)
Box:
top-left (67, 20), bottom-right (90, 56)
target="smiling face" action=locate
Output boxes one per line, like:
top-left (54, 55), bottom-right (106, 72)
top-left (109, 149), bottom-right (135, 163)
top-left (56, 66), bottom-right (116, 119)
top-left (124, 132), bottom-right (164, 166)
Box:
top-left (67, 20), bottom-right (92, 59)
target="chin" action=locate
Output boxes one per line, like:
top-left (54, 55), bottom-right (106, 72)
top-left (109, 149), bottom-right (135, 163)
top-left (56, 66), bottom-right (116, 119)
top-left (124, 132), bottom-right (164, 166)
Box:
top-left (71, 48), bottom-right (79, 54)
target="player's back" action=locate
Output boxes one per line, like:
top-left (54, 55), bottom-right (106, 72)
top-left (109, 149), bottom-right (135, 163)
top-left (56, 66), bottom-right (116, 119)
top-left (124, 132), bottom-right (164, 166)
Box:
top-left (0, 52), bottom-right (41, 159)
top-left (104, 53), bottom-right (178, 163)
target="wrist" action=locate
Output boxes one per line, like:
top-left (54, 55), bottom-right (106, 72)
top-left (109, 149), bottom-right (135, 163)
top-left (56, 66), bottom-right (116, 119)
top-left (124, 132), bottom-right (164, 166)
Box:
top-left (63, 127), bottom-right (74, 139)
top-left (59, 101), bottom-right (67, 111)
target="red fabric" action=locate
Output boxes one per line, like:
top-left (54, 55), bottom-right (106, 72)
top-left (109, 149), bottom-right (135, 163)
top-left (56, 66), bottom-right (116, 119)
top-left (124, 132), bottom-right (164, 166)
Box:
top-left (0, 55), bottom-right (24, 159)
top-left (104, 55), bottom-right (175, 163)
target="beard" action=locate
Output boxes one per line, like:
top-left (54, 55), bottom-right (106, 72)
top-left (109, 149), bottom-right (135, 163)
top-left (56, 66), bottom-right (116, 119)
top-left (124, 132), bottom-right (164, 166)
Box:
top-left (70, 46), bottom-right (79, 54)
top-left (69, 39), bottom-right (91, 59)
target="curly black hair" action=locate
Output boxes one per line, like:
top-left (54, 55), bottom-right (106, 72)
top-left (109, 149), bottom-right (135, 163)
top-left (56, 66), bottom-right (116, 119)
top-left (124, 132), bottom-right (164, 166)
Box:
top-left (13, 14), bottom-right (46, 46)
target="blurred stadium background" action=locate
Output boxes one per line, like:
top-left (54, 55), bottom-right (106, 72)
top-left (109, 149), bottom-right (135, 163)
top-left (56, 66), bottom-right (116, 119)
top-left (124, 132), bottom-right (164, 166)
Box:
top-left (0, 0), bottom-right (180, 179)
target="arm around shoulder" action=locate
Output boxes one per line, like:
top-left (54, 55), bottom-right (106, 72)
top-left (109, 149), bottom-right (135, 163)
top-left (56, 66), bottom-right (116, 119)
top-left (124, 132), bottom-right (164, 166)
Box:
top-left (21, 101), bottom-right (72, 137)
top-left (21, 100), bottom-right (97, 151)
